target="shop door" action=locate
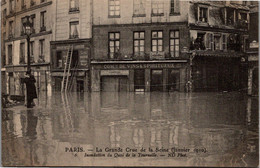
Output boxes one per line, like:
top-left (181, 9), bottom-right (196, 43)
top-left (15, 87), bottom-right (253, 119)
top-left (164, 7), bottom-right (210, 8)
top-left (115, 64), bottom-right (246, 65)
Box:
top-left (54, 77), bottom-right (62, 91)
top-left (151, 70), bottom-right (163, 92)
top-left (101, 76), bottom-right (128, 92)
top-left (134, 69), bottom-right (145, 91)
top-left (168, 69), bottom-right (180, 91)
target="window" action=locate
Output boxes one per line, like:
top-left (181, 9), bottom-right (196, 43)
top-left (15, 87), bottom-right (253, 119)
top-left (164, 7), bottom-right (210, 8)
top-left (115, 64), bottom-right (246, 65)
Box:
top-left (40, 11), bottom-right (46, 31)
top-left (31, 14), bottom-right (35, 33)
top-left (9, 0), bottom-right (14, 14)
top-left (9, 21), bottom-right (13, 37)
top-left (134, 32), bottom-right (145, 57)
top-left (222, 34), bottom-right (227, 51)
top-left (57, 51), bottom-right (63, 68)
top-left (133, 0), bottom-right (145, 16)
top-left (31, 0), bottom-right (35, 6)
top-left (170, 30), bottom-right (180, 57)
top-left (70, 21), bottom-right (79, 39)
top-left (108, 32), bottom-right (120, 59)
top-left (214, 34), bottom-right (221, 50)
top-left (109, 0), bottom-right (120, 17)
top-left (152, 31), bottom-right (163, 52)
top-left (39, 40), bottom-right (45, 61)
top-left (206, 33), bottom-right (213, 50)
top-left (151, 1), bottom-right (164, 16)
top-left (20, 43), bottom-right (25, 63)
top-left (70, 0), bottom-right (79, 12)
top-left (170, 0), bottom-right (180, 14)
top-left (21, 0), bottom-right (26, 9)
top-left (8, 45), bottom-right (12, 64)
top-left (199, 7), bottom-right (208, 22)
top-left (3, 9), bottom-right (7, 25)
top-left (21, 17), bottom-right (26, 35)
top-left (30, 41), bottom-right (34, 62)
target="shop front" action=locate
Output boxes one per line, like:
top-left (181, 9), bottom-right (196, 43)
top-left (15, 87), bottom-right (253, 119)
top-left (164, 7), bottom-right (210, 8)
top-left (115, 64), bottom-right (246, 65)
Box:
top-left (50, 39), bottom-right (90, 92)
top-left (91, 60), bottom-right (188, 92)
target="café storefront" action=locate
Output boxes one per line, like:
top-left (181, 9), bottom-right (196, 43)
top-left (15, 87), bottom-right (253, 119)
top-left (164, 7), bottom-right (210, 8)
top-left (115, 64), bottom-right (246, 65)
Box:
top-left (91, 60), bottom-right (188, 92)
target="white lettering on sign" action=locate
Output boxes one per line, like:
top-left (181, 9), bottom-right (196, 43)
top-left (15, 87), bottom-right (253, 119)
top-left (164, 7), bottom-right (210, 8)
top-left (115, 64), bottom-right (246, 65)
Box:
top-left (100, 70), bottom-right (129, 76)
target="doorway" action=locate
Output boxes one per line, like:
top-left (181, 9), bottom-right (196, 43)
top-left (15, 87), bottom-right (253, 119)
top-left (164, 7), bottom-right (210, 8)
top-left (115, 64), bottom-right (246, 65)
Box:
top-left (151, 69), bottom-right (163, 92)
top-left (101, 76), bottom-right (128, 92)
top-left (72, 50), bottom-right (79, 68)
top-left (168, 69), bottom-right (180, 91)
top-left (134, 69), bottom-right (145, 91)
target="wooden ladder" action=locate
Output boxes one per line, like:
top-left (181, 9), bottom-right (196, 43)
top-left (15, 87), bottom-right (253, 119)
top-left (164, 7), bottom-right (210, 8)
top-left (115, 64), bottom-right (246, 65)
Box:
top-left (61, 45), bottom-right (73, 92)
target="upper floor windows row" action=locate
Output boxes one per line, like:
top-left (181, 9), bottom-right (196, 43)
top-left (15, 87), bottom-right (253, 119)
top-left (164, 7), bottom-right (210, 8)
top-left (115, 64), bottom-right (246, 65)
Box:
top-left (108, 30), bottom-right (180, 59)
top-left (7, 0), bottom-right (47, 15)
top-left (108, 0), bottom-right (180, 18)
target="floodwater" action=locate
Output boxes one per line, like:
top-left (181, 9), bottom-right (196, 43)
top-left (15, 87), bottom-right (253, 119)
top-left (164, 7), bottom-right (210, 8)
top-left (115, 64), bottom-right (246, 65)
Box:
top-left (2, 91), bottom-right (259, 167)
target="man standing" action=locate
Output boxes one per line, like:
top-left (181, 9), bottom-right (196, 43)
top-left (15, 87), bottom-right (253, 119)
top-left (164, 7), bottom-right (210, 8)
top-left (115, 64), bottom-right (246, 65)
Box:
top-left (23, 70), bottom-right (37, 108)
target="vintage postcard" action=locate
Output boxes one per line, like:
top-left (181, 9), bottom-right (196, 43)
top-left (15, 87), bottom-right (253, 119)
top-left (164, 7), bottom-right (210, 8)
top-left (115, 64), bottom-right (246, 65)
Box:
top-left (1, 0), bottom-right (259, 167)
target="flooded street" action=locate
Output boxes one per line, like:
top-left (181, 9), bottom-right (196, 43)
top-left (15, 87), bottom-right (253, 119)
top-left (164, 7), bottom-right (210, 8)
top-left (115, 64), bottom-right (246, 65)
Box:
top-left (2, 91), bottom-right (259, 167)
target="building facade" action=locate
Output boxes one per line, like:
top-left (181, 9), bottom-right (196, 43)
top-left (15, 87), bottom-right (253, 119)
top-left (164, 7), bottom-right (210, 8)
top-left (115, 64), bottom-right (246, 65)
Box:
top-left (2, 0), bottom-right (54, 95)
top-left (189, 1), bottom-right (250, 92)
top-left (91, 0), bottom-right (190, 92)
top-left (91, 0), bottom-right (251, 92)
top-left (50, 0), bottom-right (92, 92)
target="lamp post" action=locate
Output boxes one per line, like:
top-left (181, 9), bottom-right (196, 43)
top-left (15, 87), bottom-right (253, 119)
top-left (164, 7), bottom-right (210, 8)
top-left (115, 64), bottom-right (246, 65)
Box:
top-left (23, 16), bottom-right (33, 72)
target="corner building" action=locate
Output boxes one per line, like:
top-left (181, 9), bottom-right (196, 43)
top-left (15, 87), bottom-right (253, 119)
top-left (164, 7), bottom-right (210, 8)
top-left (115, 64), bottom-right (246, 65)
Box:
top-left (91, 0), bottom-right (190, 92)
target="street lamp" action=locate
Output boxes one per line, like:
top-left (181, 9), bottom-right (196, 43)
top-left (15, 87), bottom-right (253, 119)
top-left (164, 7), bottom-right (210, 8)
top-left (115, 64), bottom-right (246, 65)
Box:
top-left (23, 16), bottom-right (33, 72)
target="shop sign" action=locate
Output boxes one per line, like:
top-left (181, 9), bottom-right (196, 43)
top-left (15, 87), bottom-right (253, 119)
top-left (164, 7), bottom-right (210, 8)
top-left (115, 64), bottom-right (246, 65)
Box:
top-left (101, 70), bottom-right (129, 76)
top-left (101, 63), bottom-right (177, 69)
top-left (248, 55), bottom-right (258, 61)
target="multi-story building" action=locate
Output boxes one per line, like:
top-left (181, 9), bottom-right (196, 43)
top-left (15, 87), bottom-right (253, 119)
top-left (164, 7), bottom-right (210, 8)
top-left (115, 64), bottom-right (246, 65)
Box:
top-left (50, 0), bottom-right (92, 92)
top-left (189, 0), bottom-right (250, 92)
top-left (91, 0), bottom-right (190, 92)
top-left (91, 0), bottom-right (251, 92)
top-left (2, 0), bottom-right (54, 95)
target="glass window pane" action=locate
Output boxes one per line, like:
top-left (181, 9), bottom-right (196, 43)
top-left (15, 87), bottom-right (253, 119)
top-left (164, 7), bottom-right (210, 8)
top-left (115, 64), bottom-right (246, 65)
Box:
top-left (115, 41), bottom-right (120, 46)
top-left (170, 46), bottom-right (174, 51)
top-left (134, 47), bottom-right (139, 52)
top-left (115, 33), bottom-right (120, 39)
top-left (110, 41), bottom-right (114, 46)
top-left (140, 32), bottom-right (144, 38)
top-left (152, 46), bottom-right (157, 52)
top-left (170, 31), bottom-right (174, 38)
top-left (175, 31), bottom-right (179, 38)
top-left (158, 46), bottom-right (163, 51)
top-left (158, 40), bottom-right (162, 45)
top-left (110, 6), bottom-right (115, 10)
top-left (109, 11), bottom-right (114, 16)
top-left (140, 46), bottom-right (144, 52)
top-left (175, 39), bottom-right (179, 44)
top-left (115, 11), bottom-right (120, 15)
top-left (110, 47), bottom-right (114, 52)
top-left (134, 40), bottom-right (139, 46)
top-left (175, 46), bottom-right (179, 51)
top-left (140, 40), bottom-right (144, 46)
top-left (152, 40), bottom-right (157, 45)
top-left (158, 31), bottom-right (163, 38)
top-left (134, 32), bottom-right (139, 39)
top-left (115, 6), bottom-right (120, 10)
top-left (152, 32), bottom-right (157, 38)
top-left (109, 33), bottom-right (114, 39)
top-left (115, 0), bottom-right (120, 5)
top-left (175, 51), bottom-right (179, 57)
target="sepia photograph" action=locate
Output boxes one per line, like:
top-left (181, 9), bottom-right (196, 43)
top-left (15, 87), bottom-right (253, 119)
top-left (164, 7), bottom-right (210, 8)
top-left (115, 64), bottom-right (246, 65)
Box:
top-left (1, 0), bottom-right (259, 167)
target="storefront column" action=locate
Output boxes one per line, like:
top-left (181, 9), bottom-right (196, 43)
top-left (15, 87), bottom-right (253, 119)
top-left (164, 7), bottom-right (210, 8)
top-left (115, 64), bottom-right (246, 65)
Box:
top-left (163, 69), bottom-right (168, 92)
top-left (91, 69), bottom-right (100, 92)
top-left (145, 69), bottom-right (150, 92)
top-left (180, 68), bottom-right (186, 92)
top-left (129, 70), bottom-right (134, 92)
top-left (248, 68), bottom-right (253, 95)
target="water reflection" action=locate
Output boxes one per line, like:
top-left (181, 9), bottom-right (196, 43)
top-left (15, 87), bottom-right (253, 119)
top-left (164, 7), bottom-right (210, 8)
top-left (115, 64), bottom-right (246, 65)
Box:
top-left (2, 92), bottom-right (259, 167)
